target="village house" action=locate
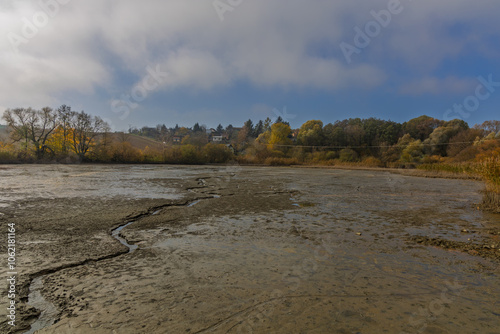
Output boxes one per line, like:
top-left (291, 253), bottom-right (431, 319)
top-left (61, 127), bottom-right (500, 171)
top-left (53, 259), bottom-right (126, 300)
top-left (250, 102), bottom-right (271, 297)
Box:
top-left (212, 135), bottom-right (224, 143)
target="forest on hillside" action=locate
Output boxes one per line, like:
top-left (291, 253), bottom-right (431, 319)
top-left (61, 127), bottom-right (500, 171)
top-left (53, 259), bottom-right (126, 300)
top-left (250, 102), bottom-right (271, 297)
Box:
top-left (1, 105), bottom-right (499, 211)
top-left (1, 105), bottom-right (499, 166)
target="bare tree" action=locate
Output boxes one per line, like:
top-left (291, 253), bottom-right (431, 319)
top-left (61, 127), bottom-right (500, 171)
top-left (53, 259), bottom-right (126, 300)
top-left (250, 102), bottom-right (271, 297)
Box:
top-left (57, 105), bottom-right (72, 155)
top-left (69, 111), bottom-right (109, 160)
top-left (30, 107), bottom-right (58, 159)
top-left (2, 108), bottom-right (30, 155)
top-left (2, 107), bottom-right (58, 159)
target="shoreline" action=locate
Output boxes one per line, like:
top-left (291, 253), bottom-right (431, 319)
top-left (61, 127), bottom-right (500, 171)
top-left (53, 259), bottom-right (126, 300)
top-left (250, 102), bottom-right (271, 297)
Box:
top-left (287, 164), bottom-right (482, 180)
top-left (0, 161), bottom-right (482, 181)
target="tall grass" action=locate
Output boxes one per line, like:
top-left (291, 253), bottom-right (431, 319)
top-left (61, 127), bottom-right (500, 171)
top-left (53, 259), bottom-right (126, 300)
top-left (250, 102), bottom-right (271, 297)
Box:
top-left (474, 154), bottom-right (500, 213)
top-left (416, 162), bottom-right (475, 174)
top-left (416, 155), bottom-right (499, 213)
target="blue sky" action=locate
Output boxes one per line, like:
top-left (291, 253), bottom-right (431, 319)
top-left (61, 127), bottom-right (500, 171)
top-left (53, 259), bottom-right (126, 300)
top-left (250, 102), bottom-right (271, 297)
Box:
top-left (1, 0), bottom-right (499, 130)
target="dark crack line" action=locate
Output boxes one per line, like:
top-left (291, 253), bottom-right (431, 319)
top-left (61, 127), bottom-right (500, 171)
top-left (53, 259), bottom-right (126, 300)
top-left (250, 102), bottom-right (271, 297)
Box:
top-left (21, 182), bottom-right (219, 333)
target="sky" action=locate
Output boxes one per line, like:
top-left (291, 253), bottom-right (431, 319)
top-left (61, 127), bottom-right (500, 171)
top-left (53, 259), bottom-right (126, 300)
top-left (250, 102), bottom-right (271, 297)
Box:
top-left (0, 0), bottom-right (499, 131)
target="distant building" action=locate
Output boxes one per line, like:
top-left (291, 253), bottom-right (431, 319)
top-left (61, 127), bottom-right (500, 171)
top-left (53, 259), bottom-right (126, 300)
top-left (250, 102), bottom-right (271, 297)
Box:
top-left (172, 136), bottom-right (183, 144)
top-left (212, 135), bottom-right (224, 143)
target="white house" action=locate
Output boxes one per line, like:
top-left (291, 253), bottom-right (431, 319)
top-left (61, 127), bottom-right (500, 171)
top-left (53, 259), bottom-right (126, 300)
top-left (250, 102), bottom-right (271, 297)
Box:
top-left (212, 135), bottom-right (224, 142)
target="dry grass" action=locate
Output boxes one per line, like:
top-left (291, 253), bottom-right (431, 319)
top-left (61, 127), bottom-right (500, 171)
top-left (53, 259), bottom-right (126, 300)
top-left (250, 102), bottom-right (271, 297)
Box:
top-left (264, 157), bottom-right (300, 166)
top-left (417, 162), bottom-right (475, 175)
top-left (474, 154), bottom-right (500, 213)
top-left (481, 190), bottom-right (500, 213)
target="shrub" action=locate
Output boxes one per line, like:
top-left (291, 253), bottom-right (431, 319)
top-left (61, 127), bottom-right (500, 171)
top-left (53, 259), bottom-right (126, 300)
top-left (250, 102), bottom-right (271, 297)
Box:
top-left (289, 147), bottom-right (306, 162)
top-left (311, 151), bottom-right (328, 163)
top-left (142, 146), bottom-right (163, 163)
top-left (0, 150), bottom-right (18, 163)
top-left (180, 145), bottom-right (202, 164)
top-left (250, 143), bottom-right (274, 162)
top-left (339, 148), bottom-right (359, 162)
top-left (400, 139), bottom-right (423, 163)
top-left (203, 144), bottom-right (234, 163)
top-left (163, 146), bottom-right (183, 164)
top-left (264, 157), bottom-right (299, 166)
top-left (421, 155), bottom-right (445, 164)
top-left (236, 155), bottom-right (258, 165)
top-left (325, 151), bottom-right (337, 160)
top-left (361, 156), bottom-right (383, 167)
top-left (111, 142), bottom-right (143, 163)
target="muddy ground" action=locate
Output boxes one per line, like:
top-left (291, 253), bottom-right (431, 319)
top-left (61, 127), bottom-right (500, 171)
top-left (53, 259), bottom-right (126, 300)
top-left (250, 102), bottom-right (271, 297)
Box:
top-left (0, 165), bottom-right (499, 333)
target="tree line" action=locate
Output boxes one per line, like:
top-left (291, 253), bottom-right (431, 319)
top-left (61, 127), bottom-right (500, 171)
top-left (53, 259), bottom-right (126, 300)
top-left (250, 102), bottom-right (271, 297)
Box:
top-left (232, 116), bottom-right (500, 167)
top-left (1, 105), bottom-right (499, 167)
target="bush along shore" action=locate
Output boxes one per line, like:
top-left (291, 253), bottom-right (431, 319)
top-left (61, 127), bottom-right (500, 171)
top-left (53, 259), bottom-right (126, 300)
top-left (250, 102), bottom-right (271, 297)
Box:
top-left (1, 107), bottom-right (499, 211)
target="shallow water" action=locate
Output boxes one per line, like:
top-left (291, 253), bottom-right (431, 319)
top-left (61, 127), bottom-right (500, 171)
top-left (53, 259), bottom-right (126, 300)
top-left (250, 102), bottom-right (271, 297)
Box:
top-left (0, 164), bottom-right (200, 207)
top-left (24, 277), bottom-right (58, 334)
top-left (111, 222), bottom-right (139, 253)
top-left (143, 167), bottom-right (498, 332)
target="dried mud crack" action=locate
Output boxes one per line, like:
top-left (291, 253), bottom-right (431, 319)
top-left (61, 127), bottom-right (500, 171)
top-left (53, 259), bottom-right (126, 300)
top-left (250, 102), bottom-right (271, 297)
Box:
top-left (19, 180), bottom-right (220, 334)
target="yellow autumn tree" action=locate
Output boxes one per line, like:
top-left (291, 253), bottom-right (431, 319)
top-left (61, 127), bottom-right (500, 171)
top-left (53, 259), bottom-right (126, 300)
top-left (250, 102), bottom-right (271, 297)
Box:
top-left (268, 123), bottom-right (292, 150)
top-left (46, 125), bottom-right (74, 157)
top-left (0, 140), bottom-right (17, 162)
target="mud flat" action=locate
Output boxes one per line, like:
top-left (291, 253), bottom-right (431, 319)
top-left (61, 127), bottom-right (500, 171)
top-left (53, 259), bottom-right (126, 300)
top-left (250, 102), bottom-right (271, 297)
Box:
top-left (0, 165), bottom-right (499, 333)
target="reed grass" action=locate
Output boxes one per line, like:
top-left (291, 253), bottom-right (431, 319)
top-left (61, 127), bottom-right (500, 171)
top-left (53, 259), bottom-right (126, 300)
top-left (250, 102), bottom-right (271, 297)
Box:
top-left (474, 155), bottom-right (500, 213)
top-left (416, 162), bottom-right (475, 175)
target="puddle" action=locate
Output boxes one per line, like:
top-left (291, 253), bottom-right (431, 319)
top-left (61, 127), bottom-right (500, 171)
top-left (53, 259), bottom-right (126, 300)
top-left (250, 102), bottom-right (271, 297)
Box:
top-left (187, 200), bottom-right (201, 207)
top-left (0, 165), bottom-right (185, 209)
top-left (112, 222), bottom-right (139, 253)
top-left (291, 200), bottom-right (315, 208)
top-left (24, 277), bottom-right (59, 334)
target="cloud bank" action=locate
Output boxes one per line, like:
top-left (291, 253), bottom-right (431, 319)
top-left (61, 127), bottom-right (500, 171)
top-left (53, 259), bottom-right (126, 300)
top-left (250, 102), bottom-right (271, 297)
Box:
top-left (1, 0), bottom-right (499, 127)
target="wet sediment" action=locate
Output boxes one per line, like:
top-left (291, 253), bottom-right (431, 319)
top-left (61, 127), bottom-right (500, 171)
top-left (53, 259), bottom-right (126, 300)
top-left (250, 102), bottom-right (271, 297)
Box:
top-left (0, 166), bottom-right (498, 333)
top-left (16, 176), bottom-right (227, 333)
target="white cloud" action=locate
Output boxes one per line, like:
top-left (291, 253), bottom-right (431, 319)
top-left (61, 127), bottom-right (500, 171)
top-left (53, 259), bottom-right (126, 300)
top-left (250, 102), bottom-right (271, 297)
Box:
top-left (382, 0), bottom-right (500, 70)
top-left (157, 49), bottom-right (231, 90)
top-left (0, 0), bottom-right (499, 112)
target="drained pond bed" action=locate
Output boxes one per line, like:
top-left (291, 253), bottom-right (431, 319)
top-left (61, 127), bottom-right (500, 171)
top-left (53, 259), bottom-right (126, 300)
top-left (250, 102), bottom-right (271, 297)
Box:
top-left (0, 165), bottom-right (498, 333)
